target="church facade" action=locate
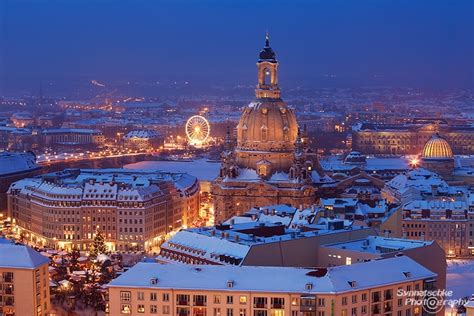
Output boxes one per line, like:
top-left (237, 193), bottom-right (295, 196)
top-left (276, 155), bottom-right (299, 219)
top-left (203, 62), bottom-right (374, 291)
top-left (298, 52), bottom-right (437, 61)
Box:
top-left (211, 36), bottom-right (330, 223)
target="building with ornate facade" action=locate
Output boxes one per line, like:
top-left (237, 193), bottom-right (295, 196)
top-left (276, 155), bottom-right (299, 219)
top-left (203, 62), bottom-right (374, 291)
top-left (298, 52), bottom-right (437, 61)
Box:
top-left (419, 133), bottom-right (455, 178)
top-left (7, 168), bottom-right (200, 251)
top-left (352, 120), bottom-right (474, 156)
top-left (212, 35), bottom-right (331, 222)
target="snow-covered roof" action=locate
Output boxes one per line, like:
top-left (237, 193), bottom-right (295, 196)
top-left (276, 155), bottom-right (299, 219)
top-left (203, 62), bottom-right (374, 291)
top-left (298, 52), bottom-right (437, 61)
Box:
top-left (125, 159), bottom-right (220, 182)
top-left (385, 168), bottom-right (449, 196)
top-left (320, 155), bottom-right (409, 172)
top-left (322, 236), bottom-right (433, 254)
top-left (8, 168), bottom-right (198, 203)
top-left (124, 130), bottom-right (162, 139)
top-left (42, 128), bottom-right (101, 134)
top-left (160, 230), bottom-right (250, 263)
top-left (403, 200), bottom-right (467, 212)
top-left (0, 240), bottom-right (50, 269)
top-left (109, 256), bottom-right (436, 294)
top-left (0, 152), bottom-right (40, 176)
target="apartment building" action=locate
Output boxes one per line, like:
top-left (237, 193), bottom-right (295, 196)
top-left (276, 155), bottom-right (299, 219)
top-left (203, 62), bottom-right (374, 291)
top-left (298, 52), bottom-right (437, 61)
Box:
top-left (0, 239), bottom-right (51, 316)
top-left (108, 256), bottom-right (439, 316)
top-left (7, 168), bottom-right (200, 251)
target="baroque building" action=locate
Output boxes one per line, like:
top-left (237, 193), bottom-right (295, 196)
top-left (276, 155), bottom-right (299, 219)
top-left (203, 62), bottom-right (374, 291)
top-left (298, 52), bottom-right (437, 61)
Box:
top-left (7, 168), bottom-right (200, 252)
top-left (420, 133), bottom-right (455, 178)
top-left (211, 35), bottom-right (330, 222)
top-left (352, 120), bottom-right (474, 155)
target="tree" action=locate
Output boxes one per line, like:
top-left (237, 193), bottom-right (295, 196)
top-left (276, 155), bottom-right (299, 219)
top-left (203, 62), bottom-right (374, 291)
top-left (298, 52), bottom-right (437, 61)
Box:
top-left (70, 249), bottom-right (80, 272)
top-left (90, 228), bottom-right (107, 258)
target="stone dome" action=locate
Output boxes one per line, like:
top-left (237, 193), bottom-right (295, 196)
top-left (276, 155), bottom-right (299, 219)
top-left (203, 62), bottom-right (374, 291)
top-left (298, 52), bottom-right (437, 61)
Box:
top-left (422, 133), bottom-right (453, 160)
top-left (236, 100), bottom-right (298, 152)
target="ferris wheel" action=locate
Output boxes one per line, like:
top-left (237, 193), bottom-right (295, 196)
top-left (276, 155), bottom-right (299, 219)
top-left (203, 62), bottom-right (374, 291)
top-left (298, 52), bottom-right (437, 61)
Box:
top-left (185, 115), bottom-right (210, 146)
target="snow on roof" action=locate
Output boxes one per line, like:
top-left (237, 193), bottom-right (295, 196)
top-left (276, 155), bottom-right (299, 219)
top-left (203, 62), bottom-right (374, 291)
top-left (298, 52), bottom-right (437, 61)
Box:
top-left (403, 199), bottom-right (467, 212)
top-left (109, 256), bottom-right (435, 294)
top-left (0, 241), bottom-right (50, 269)
top-left (320, 155), bottom-right (409, 172)
top-left (269, 172), bottom-right (290, 181)
top-left (356, 202), bottom-right (388, 215)
top-left (161, 230), bottom-right (250, 262)
top-left (385, 168), bottom-right (449, 195)
top-left (8, 168), bottom-right (198, 202)
top-left (322, 236), bottom-right (433, 254)
top-left (289, 206), bottom-right (322, 228)
top-left (42, 128), bottom-right (101, 134)
top-left (0, 152), bottom-right (40, 176)
top-left (231, 168), bottom-right (259, 181)
top-left (124, 159), bottom-right (220, 182)
top-left (124, 130), bottom-right (162, 139)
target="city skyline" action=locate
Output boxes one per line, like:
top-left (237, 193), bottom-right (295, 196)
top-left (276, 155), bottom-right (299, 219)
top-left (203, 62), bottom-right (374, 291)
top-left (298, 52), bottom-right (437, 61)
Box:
top-left (1, 0), bottom-right (473, 96)
top-left (0, 2), bottom-right (473, 315)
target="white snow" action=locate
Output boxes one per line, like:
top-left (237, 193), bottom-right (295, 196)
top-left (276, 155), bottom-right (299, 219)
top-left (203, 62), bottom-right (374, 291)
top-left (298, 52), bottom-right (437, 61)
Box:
top-left (446, 259), bottom-right (474, 300)
top-left (110, 256), bottom-right (435, 294)
top-left (125, 159), bottom-right (220, 181)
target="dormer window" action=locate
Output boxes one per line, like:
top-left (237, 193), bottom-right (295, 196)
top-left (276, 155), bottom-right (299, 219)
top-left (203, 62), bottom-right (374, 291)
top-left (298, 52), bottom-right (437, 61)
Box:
top-left (227, 280), bottom-right (234, 288)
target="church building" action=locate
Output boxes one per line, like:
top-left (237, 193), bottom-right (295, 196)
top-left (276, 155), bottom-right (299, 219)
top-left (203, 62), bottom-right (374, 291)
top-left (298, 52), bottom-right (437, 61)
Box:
top-left (211, 35), bottom-right (331, 222)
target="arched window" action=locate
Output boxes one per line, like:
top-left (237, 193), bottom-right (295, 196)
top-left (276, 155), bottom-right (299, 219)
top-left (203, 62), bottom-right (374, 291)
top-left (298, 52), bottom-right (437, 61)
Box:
top-left (283, 126), bottom-right (289, 141)
top-left (258, 165), bottom-right (267, 177)
top-left (261, 125), bottom-right (268, 141)
top-left (242, 124), bottom-right (247, 140)
top-left (263, 68), bottom-right (272, 85)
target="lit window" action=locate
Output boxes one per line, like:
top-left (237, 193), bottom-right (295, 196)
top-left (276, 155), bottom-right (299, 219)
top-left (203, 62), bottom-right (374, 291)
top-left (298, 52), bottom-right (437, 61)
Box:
top-left (121, 304), bottom-right (131, 314)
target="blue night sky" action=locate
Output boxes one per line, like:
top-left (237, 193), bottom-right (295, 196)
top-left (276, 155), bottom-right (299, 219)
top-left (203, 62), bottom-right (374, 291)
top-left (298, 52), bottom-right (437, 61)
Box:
top-left (0, 0), bottom-right (473, 92)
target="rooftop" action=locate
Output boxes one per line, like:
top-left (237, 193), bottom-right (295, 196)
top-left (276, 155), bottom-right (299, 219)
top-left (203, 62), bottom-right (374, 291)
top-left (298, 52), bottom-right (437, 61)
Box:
top-left (0, 152), bottom-right (40, 177)
top-left (109, 256), bottom-right (436, 294)
top-left (8, 168), bottom-right (199, 202)
top-left (322, 236), bottom-right (433, 254)
top-left (0, 239), bottom-right (50, 269)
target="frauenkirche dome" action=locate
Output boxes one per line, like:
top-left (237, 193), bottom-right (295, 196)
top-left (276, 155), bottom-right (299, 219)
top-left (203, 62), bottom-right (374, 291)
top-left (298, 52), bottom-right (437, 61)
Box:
top-left (421, 133), bottom-right (453, 160)
top-left (236, 100), bottom-right (298, 152)
top-left (235, 33), bottom-right (298, 172)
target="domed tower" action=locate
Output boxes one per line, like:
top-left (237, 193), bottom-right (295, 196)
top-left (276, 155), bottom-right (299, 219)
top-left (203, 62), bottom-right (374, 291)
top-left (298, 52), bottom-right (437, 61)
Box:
top-left (420, 133), bottom-right (454, 177)
top-left (235, 33), bottom-right (298, 176)
top-left (212, 34), bottom-right (324, 223)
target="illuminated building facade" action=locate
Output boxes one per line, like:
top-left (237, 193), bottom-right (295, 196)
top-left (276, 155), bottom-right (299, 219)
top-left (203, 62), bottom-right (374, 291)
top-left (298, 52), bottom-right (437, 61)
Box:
top-left (42, 128), bottom-right (104, 148)
top-left (419, 133), bottom-right (454, 177)
top-left (212, 35), bottom-right (330, 222)
top-left (107, 257), bottom-right (439, 316)
top-left (7, 169), bottom-right (200, 251)
top-left (0, 239), bottom-right (51, 316)
top-left (123, 130), bottom-right (164, 151)
top-left (352, 121), bottom-right (474, 155)
top-left (401, 200), bottom-right (470, 257)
